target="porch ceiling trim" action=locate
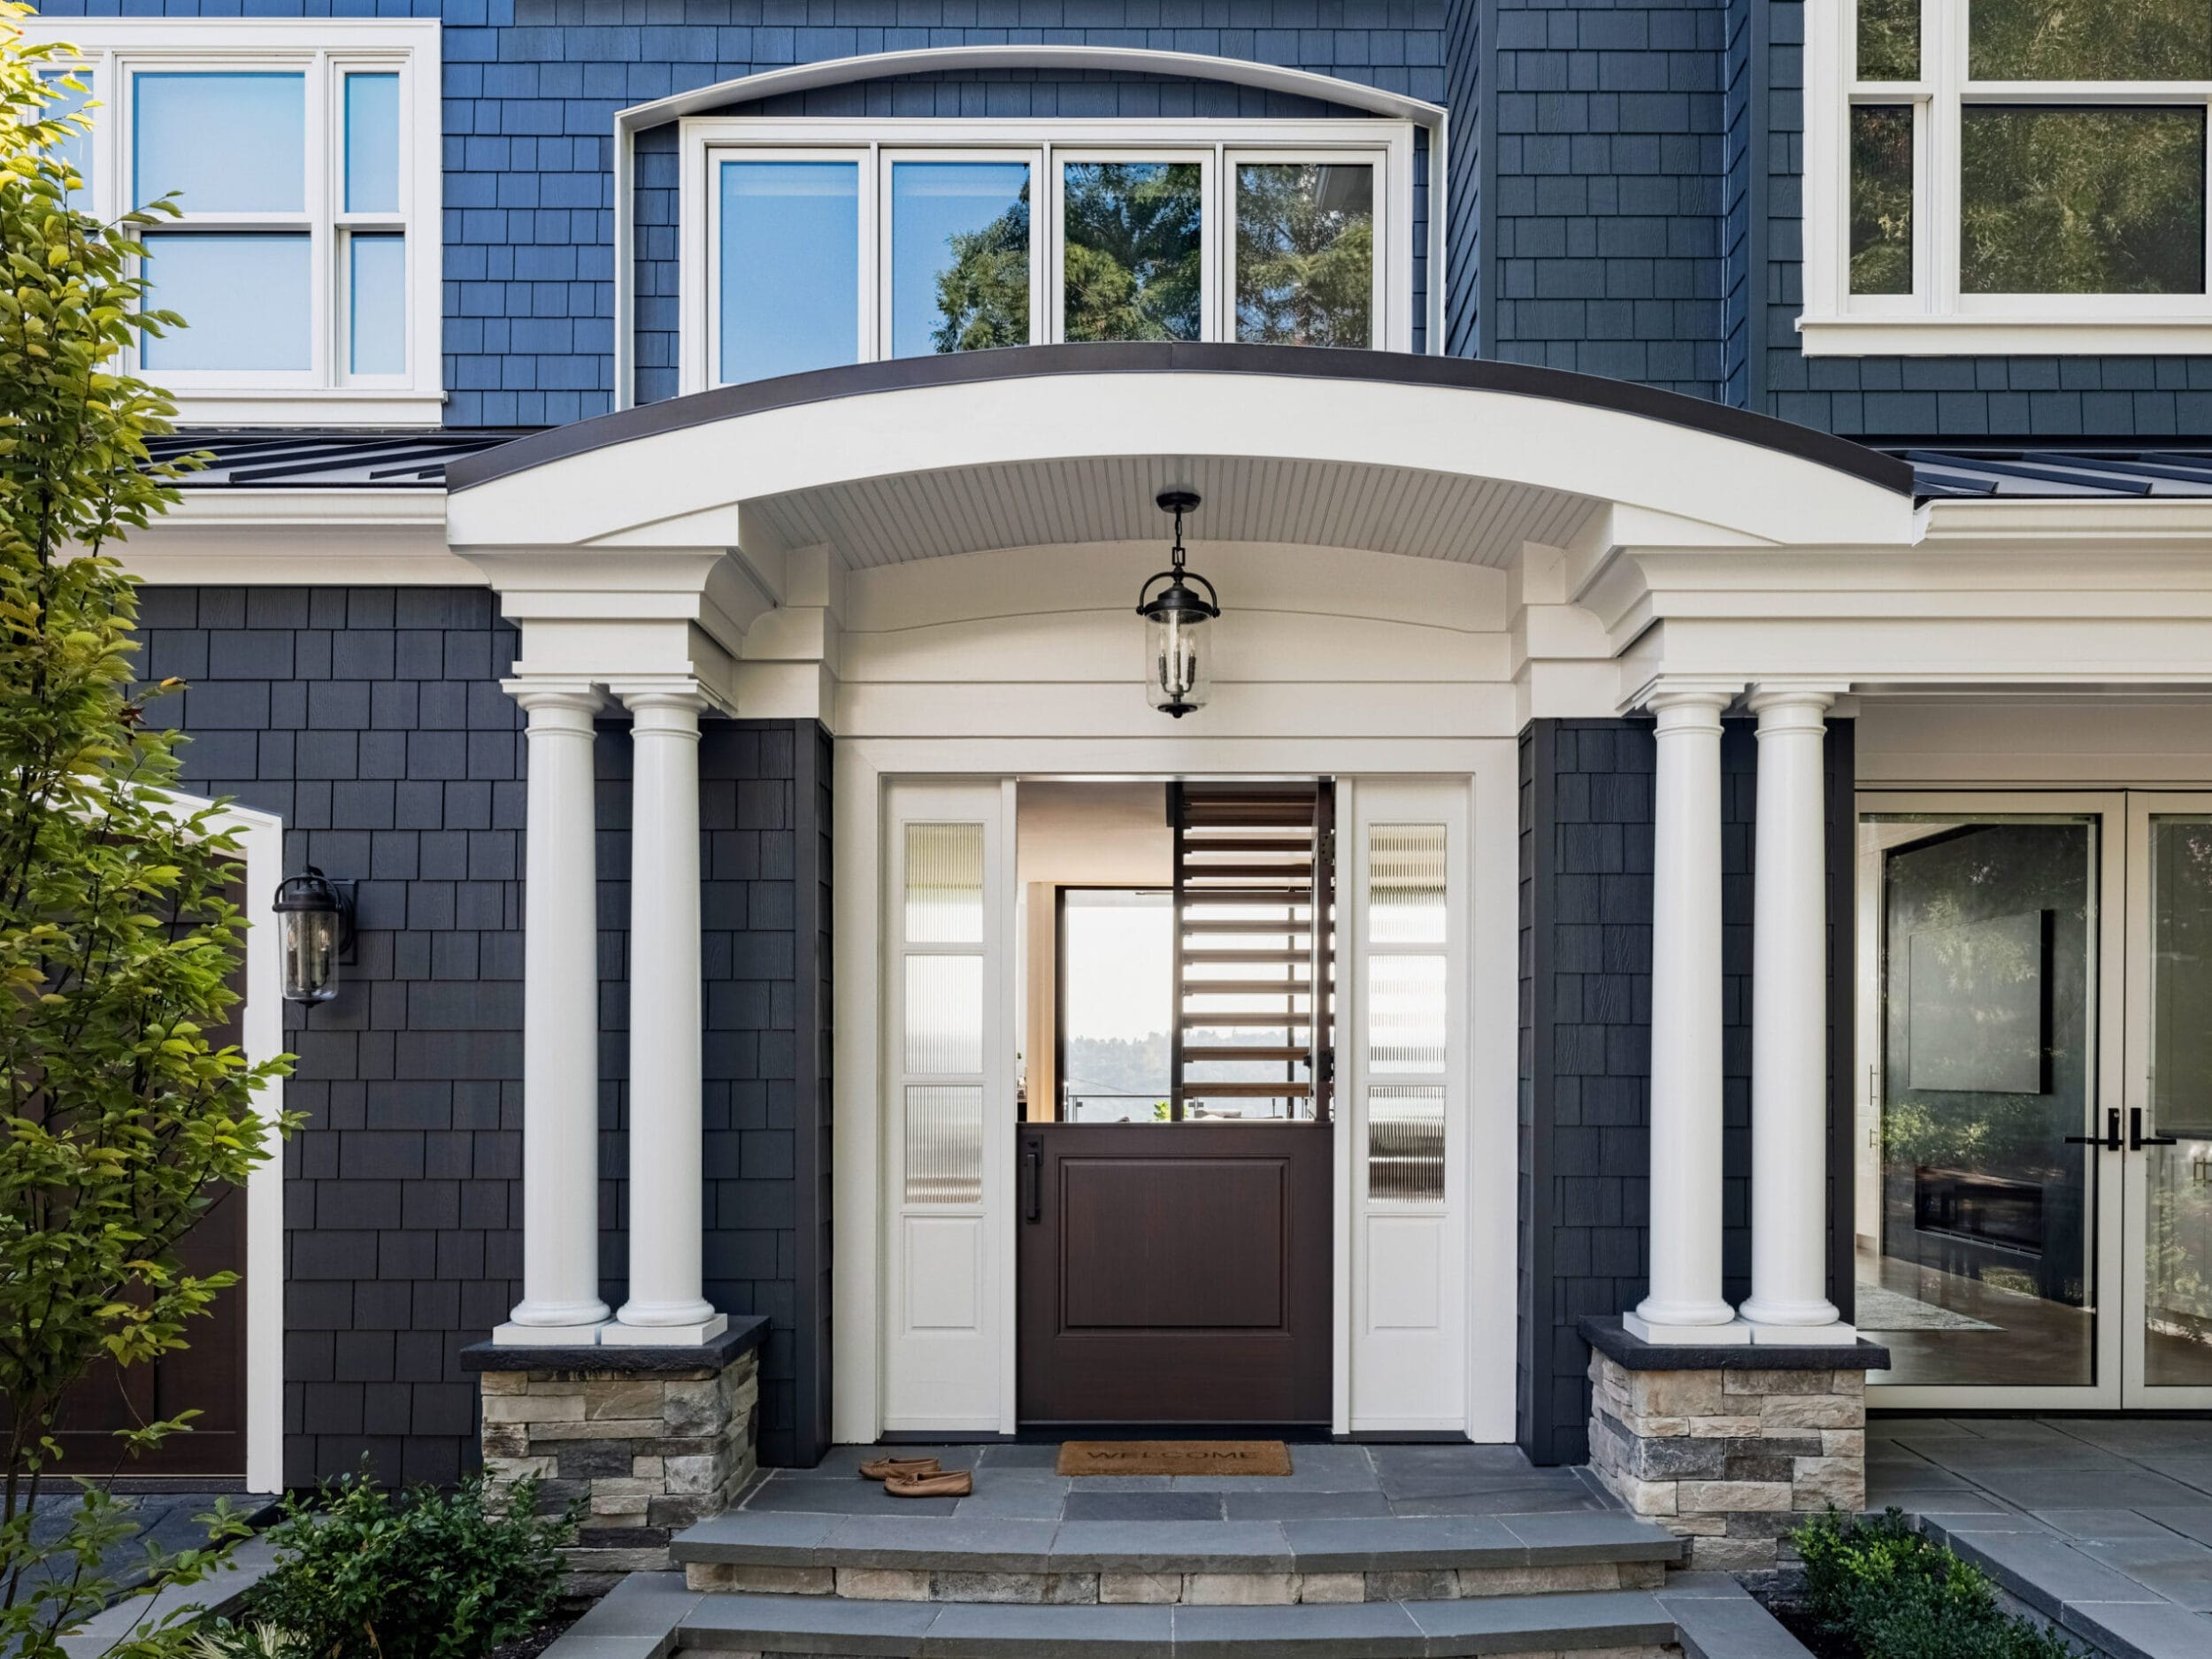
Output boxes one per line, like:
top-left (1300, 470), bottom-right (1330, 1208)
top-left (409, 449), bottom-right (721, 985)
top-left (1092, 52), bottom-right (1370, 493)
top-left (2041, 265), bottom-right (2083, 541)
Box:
top-left (449, 342), bottom-right (1916, 497)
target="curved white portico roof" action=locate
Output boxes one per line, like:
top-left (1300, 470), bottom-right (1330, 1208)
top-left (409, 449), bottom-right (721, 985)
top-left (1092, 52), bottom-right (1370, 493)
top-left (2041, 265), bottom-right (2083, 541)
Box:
top-left (446, 345), bottom-right (1919, 565)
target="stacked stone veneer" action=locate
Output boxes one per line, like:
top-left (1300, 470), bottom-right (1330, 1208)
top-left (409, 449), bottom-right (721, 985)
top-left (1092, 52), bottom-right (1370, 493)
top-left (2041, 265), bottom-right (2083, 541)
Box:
top-left (1586, 1350), bottom-right (1865, 1577)
top-left (476, 1345), bottom-right (759, 1594)
top-left (687, 1557), bottom-right (1666, 1606)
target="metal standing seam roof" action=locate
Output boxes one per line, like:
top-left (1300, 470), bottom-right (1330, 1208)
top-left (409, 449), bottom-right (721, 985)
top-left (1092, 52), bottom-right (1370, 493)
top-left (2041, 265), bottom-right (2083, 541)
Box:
top-left (150, 429), bottom-right (2212, 503)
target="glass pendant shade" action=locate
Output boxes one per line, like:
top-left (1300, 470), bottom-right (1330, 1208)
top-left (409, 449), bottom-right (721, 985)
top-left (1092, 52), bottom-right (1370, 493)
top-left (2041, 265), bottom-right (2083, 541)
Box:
top-left (1137, 488), bottom-right (1219, 718)
top-left (273, 866), bottom-right (351, 1003)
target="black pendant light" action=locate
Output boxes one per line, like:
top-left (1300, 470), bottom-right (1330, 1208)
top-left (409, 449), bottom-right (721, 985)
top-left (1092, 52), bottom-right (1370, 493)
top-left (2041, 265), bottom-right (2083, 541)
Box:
top-left (1135, 489), bottom-right (1219, 718)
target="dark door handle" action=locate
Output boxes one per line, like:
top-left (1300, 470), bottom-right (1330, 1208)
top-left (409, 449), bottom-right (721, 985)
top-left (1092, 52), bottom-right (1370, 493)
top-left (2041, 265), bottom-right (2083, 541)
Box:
top-left (2131, 1108), bottom-right (2179, 1152)
top-left (1021, 1141), bottom-right (1041, 1223)
top-left (2064, 1108), bottom-right (2123, 1151)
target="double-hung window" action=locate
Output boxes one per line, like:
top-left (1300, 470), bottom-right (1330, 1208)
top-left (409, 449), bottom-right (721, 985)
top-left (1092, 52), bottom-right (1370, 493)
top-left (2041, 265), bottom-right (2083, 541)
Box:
top-left (1804, 0), bottom-right (2212, 354)
top-left (23, 20), bottom-right (442, 423)
top-left (681, 119), bottom-right (1412, 392)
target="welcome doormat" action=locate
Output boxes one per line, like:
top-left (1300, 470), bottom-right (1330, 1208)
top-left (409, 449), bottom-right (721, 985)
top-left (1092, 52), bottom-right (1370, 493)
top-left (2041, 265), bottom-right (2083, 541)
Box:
top-left (1056, 1440), bottom-right (1293, 1478)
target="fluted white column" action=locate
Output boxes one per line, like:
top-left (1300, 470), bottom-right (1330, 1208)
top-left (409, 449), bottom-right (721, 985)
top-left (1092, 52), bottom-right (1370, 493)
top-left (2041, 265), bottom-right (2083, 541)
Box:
top-left (1741, 686), bottom-right (1849, 1337)
top-left (499, 682), bottom-right (610, 1340)
top-left (1629, 687), bottom-right (1745, 1342)
top-left (607, 684), bottom-right (726, 1343)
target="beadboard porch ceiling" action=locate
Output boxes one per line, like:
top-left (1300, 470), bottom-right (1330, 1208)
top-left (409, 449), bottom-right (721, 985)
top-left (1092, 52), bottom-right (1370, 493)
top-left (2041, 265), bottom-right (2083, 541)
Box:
top-left (739, 453), bottom-right (1605, 572)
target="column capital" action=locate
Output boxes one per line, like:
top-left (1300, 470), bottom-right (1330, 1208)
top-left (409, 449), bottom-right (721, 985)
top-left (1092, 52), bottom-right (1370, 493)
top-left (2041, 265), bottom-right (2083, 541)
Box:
top-left (1746, 679), bottom-right (1848, 720)
top-left (503, 677), bottom-right (605, 720)
top-left (1635, 677), bottom-right (1742, 724)
top-left (610, 676), bottom-right (725, 718)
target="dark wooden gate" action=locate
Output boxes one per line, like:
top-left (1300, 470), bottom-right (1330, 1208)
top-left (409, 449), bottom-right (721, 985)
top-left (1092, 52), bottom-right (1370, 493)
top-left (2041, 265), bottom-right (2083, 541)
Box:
top-left (1015, 1121), bottom-right (1333, 1425)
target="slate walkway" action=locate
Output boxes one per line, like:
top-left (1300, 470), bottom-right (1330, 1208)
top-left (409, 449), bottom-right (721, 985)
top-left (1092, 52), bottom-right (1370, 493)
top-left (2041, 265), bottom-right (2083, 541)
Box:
top-left (732, 1440), bottom-right (1617, 1521)
top-left (1869, 1416), bottom-right (2212, 1658)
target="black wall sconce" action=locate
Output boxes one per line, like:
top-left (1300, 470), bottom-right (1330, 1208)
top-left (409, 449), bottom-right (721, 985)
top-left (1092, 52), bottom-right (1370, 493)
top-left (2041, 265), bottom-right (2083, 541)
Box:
top-left (273, 866), bottom-right (357, 1004)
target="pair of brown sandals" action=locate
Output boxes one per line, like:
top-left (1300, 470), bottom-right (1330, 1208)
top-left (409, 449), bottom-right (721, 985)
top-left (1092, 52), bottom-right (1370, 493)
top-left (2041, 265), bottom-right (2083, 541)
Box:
top-left (858, 1455), bottom-right (973, 1498)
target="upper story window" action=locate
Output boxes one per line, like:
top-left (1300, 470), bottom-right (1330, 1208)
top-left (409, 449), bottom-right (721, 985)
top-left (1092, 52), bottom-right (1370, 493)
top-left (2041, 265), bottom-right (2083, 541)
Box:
top-left (1801, 0), bottom-right (2212, 355)
top-left (23, 19), bottom-right (442, 425)
top-left (679, 119), bottom-right (1415, 393)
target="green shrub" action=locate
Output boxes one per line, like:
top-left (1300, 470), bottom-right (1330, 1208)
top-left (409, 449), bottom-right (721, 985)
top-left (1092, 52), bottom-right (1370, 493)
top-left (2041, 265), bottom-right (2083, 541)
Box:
top-left (244, 1466), bottom-right (577, 1659)
top-left (1791, 1509), bottom-right (2084, 1659)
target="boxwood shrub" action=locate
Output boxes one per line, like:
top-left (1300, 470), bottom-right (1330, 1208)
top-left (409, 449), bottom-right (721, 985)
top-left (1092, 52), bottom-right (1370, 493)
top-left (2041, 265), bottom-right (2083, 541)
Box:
top-left (1790, 1509), bottom-right (2085, 1659)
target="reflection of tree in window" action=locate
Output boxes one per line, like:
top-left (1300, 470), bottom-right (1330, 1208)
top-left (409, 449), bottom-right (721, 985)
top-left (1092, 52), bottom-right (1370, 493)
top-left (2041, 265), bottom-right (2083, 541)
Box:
top-left (1969, 0), bottom-right (2212, 81)
top-left (929, 179), bottom-right (1030, 355)
top-left (1234, 163), bottom-right (1373, 347)
top-left (1961, 107), bottom-right (2206, 295)
top-left (1849, 106), bottom-right (1914, 296)
top-left (1061, 161), bottom-right (1202, 342)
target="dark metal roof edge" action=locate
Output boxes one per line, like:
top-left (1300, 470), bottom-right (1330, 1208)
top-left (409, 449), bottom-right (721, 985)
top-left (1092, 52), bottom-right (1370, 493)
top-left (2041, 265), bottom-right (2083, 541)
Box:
top-left (443, 343), bottom-right (1918, 497)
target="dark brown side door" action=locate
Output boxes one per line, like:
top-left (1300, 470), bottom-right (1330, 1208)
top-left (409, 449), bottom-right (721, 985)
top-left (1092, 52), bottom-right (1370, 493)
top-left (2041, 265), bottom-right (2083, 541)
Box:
top-left (1016, 1120), bottom-right (1333, 1425)
top-left (44, 878), bottom-right (251, 1479)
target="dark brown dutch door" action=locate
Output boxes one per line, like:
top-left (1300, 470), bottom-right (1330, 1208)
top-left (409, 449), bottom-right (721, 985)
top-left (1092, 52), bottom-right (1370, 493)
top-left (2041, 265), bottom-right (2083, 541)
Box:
top-left (1017, 784), bottom-right (1334, 1425)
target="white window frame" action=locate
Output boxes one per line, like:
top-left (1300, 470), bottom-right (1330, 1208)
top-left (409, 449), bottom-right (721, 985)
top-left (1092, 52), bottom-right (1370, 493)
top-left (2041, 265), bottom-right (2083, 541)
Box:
top-left (21, 19), bottom-right (442, 425)
top-left (679, 117), bottom-right (1414, 394)
top-left (1802, 0), bottom-right (2212, 355)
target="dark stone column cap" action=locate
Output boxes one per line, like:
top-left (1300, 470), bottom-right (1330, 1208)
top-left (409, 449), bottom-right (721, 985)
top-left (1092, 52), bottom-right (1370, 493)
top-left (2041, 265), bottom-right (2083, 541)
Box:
top-left (461, 1315), bottom-right (768, 1374)
top-left (1579, 1314), bottom-right (1891, 1372)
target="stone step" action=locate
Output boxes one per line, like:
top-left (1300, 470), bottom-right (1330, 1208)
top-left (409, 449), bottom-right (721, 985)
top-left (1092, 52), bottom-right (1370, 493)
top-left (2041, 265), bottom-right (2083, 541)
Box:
top-left (673, 1511), bottom-right (1685, 1605)
top-left (666, 1581), bottom-right (1802, 1656)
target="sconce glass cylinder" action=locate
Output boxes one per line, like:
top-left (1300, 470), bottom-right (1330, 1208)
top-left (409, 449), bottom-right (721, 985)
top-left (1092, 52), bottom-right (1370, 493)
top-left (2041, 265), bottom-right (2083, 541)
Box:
top-left (273, 867), bottom-right (349, 1004)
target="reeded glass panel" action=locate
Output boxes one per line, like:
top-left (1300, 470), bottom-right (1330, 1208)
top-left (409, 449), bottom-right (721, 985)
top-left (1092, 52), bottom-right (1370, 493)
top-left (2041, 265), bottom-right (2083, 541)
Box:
top-left (1369, 824), bottom-right (1447, 946)
top-left (1234, 162), bottom-right (1374, 347)
top-left (1369, 1086), bottom-right (1445, 1204)
top-left (1369, 953), bottom-right (1446, 1075)
top-left (344, 73), bottom-right (401, 213)
top-left (2146, 816), bottom-right (2212, 1387)
top-left (134, 72), bottom-right (303, 212)
top-left (40, 70), bottom-right (92, 206)
top-left (904, 954), bottom-right (983, 1076)
top-left (718, 159), bottom-right (859, 384)
top-left (141, 234), bottom-right (311, 372)
top-left (903, 1085), bottom-right (983, 1204)
top-left (1970, 0), bottom-right (2212, 81)
top-left (1062, 160), bottom-right (1203, 342)
top-left (904, 822), bottom-right (984, 943)
top-left (1961, 107), bottom-right (2206, 295)
top-left (349, 234), bottom-right (406, 375)
top-left (1850, 106), bottom-right (1916, 296)
top-left (891, 161), bottom-right (1031, 358)
top-left (1856, 0), bottom-right (1921, 81)
top-left (1855, 815), bottom-right (2098, 1390)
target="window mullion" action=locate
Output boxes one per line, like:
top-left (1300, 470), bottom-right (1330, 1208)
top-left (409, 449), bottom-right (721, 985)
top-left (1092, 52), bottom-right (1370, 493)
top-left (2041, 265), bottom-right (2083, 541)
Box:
top-left (1932, 0), bottom-right (1963, 313)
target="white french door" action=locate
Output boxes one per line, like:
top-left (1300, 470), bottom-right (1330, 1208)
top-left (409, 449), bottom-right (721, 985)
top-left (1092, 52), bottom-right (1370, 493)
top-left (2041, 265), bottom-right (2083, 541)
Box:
top-left (1859, 789), bottom-right (2212, 1409)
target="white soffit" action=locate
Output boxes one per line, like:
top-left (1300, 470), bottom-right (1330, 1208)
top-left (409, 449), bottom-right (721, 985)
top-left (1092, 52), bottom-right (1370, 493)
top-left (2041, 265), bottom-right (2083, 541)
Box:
top-left (737, 457), bottom-right (1598, 572)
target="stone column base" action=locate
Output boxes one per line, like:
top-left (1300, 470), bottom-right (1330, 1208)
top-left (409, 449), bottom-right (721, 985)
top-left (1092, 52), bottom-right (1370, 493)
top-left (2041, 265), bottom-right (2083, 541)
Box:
top-left (462, 1316), bottom-right (766, 1594)
top-left (1578, 1314), bottom-right (1890, 1588)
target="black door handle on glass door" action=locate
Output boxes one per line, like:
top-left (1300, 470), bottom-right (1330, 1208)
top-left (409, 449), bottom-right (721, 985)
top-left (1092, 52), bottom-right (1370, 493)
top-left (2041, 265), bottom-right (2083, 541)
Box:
top-left (1022, 1139), bottom-right (1041, 1222)
top-left (2131, 1108), bottom-right (2179, 1152)
top-left (2064, 1109), bottom-right (2122, 1151)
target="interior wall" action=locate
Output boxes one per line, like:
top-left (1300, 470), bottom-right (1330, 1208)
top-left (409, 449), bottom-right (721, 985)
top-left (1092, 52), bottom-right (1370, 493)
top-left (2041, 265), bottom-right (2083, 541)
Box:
top-left (1014, 782), bottom-right (1173, 1122)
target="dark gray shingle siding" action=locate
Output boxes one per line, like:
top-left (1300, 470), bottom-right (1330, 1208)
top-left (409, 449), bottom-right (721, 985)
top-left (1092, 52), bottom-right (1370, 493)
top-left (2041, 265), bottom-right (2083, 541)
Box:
top-left (138, 586), bottom-right (821, 1483)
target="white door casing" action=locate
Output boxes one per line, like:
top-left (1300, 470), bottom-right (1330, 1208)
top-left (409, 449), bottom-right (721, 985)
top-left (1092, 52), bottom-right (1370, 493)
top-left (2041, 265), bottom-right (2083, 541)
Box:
top-left (880, 780), bottom-right (1018, 1432)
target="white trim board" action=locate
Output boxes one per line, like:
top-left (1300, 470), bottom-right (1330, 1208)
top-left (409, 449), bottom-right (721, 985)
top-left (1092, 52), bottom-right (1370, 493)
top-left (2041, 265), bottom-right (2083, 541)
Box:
top-left (613, 45), bottom-right (1451, 408)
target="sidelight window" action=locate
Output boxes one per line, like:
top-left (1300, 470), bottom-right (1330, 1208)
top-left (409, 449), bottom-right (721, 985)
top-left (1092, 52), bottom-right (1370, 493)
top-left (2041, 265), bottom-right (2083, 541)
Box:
top-left (685, 119), bottom-right (1412, 390)
top-left (1805, 0), bottom-right (2212, 353)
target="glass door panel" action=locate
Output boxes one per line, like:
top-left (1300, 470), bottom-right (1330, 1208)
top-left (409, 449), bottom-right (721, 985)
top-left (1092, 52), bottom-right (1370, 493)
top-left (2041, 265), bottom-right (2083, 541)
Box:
top-left (2126, 801), bottom-right (2212, 1402)
top-left (1856, 810), bottom-right (2116, 1402)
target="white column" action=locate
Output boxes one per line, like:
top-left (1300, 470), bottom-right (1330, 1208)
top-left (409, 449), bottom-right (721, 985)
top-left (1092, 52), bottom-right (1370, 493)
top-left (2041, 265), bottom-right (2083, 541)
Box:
top-left (499, 682), bottom-right (610, 1340)
top-left (1629, 687), bottom-right (1745, 1343)
top-left (607, 684), bottom-right (726, 1343)
top-left (1741, 687), bottom-right (1851, 1338)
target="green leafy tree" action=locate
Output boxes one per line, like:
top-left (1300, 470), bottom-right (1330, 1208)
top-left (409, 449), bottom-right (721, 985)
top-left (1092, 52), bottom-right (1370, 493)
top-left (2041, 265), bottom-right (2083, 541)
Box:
top-left (929, 183), bottom-right (1030, 355)
top-left (1233, 164), bottom-right (1373, 347)
top-left (0, 7), bottom-right (293, 1655)
top-left (1061, 162), bottom-right (1203, 342)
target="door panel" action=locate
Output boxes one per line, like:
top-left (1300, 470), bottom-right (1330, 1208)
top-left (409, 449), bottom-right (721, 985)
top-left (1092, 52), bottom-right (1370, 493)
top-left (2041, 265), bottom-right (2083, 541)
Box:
top-left (1018, 1121), bottom-right (1331, 1424)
